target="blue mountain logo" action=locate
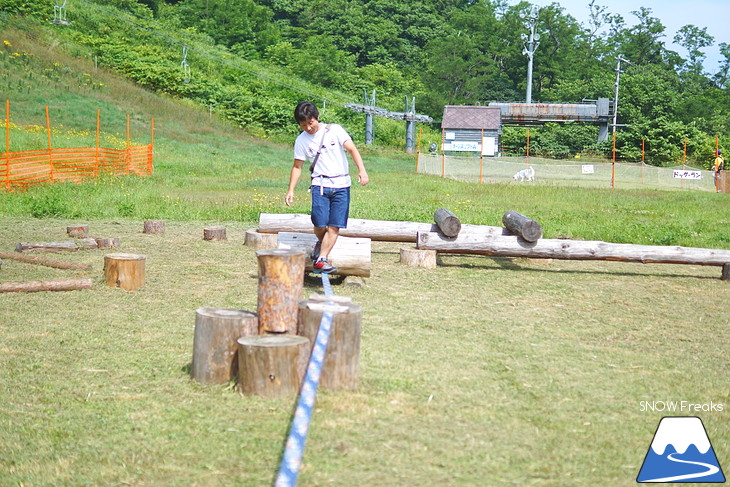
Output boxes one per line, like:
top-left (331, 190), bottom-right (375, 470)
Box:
top-left (637, 416), bottom-right (725, 483)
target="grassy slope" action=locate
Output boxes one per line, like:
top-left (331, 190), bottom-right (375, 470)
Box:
top-left (1, 19), bottom-right (729, 487)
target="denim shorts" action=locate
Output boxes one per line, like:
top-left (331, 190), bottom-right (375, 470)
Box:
top-left (311, 186), bottom-right (350, 228)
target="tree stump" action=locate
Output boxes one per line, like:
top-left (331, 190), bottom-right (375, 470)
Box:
top-left (434, 208), bottom-right (461, 237)
top-left (237, 335), bottom-right (310, 397)
top-left (203, 225), bottom-right (227, 241)
top-left (502, 210), bottom-right (543, 242)
top-left (104, 253), bottom-right (146, 290)
top-left (95, 237), bottom-right (121, 249)
top-left (66, 224), bottom-right (89, 238)
top-left (245, 228), bottom-right (278, 250)
top-left (722, 263), bottom-right (730, 281)
top-left (400, 247), bottom-right (437, 268)
top-left (143, 220), bottom-right (165, 234)
top-left (191, 307), bottom-right (258, 384)
top-left (256, 249), bottom-right (305, 334)
top-left (297, 296), bottom-right (362, 390)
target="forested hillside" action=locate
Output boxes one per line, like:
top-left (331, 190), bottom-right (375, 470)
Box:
top-left (1, 0), bottom-right (728, 165)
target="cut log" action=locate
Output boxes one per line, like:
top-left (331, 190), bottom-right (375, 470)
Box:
top-left (400, 247), bottom-right (437, 268)
top-left (0, 251), bottom-right (92, 270)
top-left (191, 307), bottom-right (258, 384)
top-left (15, 238), bottom-right (97, 252)
top-left (277, 232), bottom-right (371, 277)
top-left (434, 208), bottom-right (461, 237)
top-left (143, 220), bottom-right (165, 234)
top-left (418, 231), bottom-right (730, 268)
top-left (95, 237), bottom-right (121, 249)
top-left (0, 278), bottom-right (92, 293)
top-left (237, 335), bottom-right (310, 397)
top-left (256, 249), bottom-right (305, 334)
top-left (203, 225), bottom-right (227, 241)
top-left (502, 210), bottom-right (543, 242)
top-left (104, 253), bottom-right (146, 290)
top-left (722, 263), bottom-right (730, 281)
top-left (259, 213), bottom-right (503, 243)
top-left (297, 297), bottom-right (362, 390)
top-left (245, 228), bottom-right (279, 250)
top-left (66, 224), bottom-right (89, 238)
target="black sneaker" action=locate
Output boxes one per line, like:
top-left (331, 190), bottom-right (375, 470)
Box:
top-left (310, 241), bottom-right (321, 262)
top-left (313, 257), bottom-right (337, 274)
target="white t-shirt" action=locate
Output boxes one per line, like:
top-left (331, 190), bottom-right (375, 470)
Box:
top-left (294, 123), bottom-right (352, 188)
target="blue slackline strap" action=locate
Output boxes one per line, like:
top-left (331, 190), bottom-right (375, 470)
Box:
top-left (273, 273), bottom-right (334, 487)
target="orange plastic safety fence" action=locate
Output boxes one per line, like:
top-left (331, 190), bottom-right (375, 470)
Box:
top-left (1, 145), bottom-right (153, 190)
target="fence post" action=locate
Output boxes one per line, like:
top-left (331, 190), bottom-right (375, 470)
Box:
top-left (440, 127), bottom-right (445, 178)
top-left (479, 128), bottom-right (484, 184)
top-left (147, 117), bottom-right (154, 175)
top-left (4, 99), bottom-right (9, 190)
top-left (126, 114), bottom-right (131, 173)
top-left (45, 105), bottom-right (54, 182)
top-left (95, 109), bottom-right (100, 177)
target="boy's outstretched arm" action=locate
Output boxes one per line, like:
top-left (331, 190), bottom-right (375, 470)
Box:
top-left (344, 140), bottom-right (368, 186)
top-left (285, 159), bottom-right (304, 206)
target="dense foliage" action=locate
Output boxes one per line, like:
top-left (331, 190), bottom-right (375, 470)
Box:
top-left (2, 0), bottom-right (729, 165)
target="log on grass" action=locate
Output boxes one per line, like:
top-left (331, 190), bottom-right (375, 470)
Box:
top-left (0, 251), bottom-right (92, 270)
top-left (297, 296), bottom-right (362, 390)
top-left (259, 213), bottom-right (504, 242)
top-left (203, 225), bottom-right (227, 241)
top-left (256, 249), bottom-right (305, 334)
top-left (0, 278), bottom-right (92, 293)
top-left (417, 232), bottom-right (730, 267)
top-left (244, 228), bottom-right (278, 250)
top-left (237, 335), bottom-right (310, 398)
top-left (95, 237), bottom-right (121, 249)
top-left (191, 307), bottom-right (258, 384)
top-left (399, 247), bottom-right (437, 268)
top-left (143, 220), bottom-right (165, 234)
top-left (104, 253), bottom-right (146, 290)
top-left (66, 224), bottom-right (89, 238)
top-left (15, 238), bottom-right (97, 252)
top-left (277, 232), bottom-right (371, 277)
top-left (502, 211), bottom-right (543, 242)
top-left (434, 208), bottom-right (461, 237)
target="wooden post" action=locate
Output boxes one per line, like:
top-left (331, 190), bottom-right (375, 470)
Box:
top-left (237, 335), bottom-right (310, 397)
top-left (191, 307), bottom-right (258, 384)
top-left (256, 249), bottom-right (305, 334)
top-left (434, 208), bottom-right (461, 237)
top-left (0, 278), bottom-right (92, 293)
top-left (203, 225), bottom-right (227, 241)
top-left (297, 296), bottom-right (362, 390)
top-left (722, 263), bottom-right (729, 281)
top-left (400, 247), bottom-right (437, 268)
top-left (143, 220), bottom-right (165, 234)
top-left (104, 253), bottom-right (145, 290)
top-left (245, 228), bottom-right (278, 250)
top-left (66, 224), bottom-right (89, 238)
top-left (502, 210), bottom-right (543, 242)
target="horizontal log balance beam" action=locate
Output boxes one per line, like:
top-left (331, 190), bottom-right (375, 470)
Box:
top-left (259, 213), bottom-right (504, 243)
top-left (417, 232), bottom-right (730, 268)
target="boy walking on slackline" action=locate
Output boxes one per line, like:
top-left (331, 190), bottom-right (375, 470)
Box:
top-left (285, 101), bottom-right (369, 274)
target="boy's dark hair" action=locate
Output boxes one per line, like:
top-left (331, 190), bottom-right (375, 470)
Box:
top-left (294, 102), bottom-right (319, 123)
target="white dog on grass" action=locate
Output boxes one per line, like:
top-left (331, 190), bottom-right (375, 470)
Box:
top-left (513, 166), bottom-right (535, 182)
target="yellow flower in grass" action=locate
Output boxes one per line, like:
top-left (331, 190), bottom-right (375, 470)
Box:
top-left (3, 41), bottom-right (10, 46)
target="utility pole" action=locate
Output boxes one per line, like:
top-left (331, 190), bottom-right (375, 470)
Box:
top-left (612, 55), bottom-right (632, 133)
top-left (522, 7), bottom-right (540, 104)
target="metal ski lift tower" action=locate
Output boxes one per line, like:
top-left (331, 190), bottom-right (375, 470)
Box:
top-left (522, 7), bottom-right (540, 104)
top-left (612, 55), bottom-right (632, 133)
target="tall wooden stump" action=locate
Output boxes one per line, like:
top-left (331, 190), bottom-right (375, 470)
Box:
top-left (722, 263), bottom-right (730, 281)
top-left (191, 307), bottom-right (258, 384)
top-left (245, 228), bottom-right (278, 250)
top-left (237, 335), bottom-right (310, 397)
top-left (104, 253), bottom-right (146, 290)
top-left (95, 237), bottom-right (121, 249)
top-left (143, 220), bottom-right (165, 234)
top-left (203, 226), bottom-right (227, 241)
top-left (256, 249), bottom-right (305, 334)
top-left (66, 224), bottom-right (89, 238)
top-left (297, 296), bottom-right (362, 391)
top-left (400, 247), bottom-right (437, 268)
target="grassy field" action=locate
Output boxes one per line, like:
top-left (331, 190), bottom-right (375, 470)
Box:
top-left (2, 21), bottom-right (730, 487)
